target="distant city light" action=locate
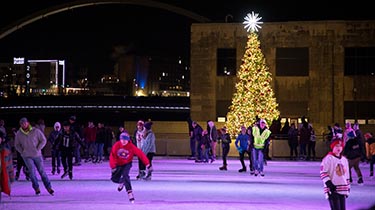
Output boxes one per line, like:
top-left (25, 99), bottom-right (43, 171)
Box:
top-left (13, 57), bottom-right (24, 64)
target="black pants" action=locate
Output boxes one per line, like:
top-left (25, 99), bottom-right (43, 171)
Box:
top-left (328, 192), bottom-right (346, 210)
top-left (112, 163), bottom-right (132, 191)
top-left (222, 145), bottom-right (230, 165)
top-left (239, 150), bottom-right (253, 171)
top-left (60, 148), bottom-right (74, 172)
top-left (190, 137), bottom-right (196, 157)
top-left (288, 142), bottom-right (298, 159)
top-left (307, 141), bottom-right (316, 160)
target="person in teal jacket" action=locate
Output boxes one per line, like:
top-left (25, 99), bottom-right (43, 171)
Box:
top-left (235, 126), bottom-right (252, 173)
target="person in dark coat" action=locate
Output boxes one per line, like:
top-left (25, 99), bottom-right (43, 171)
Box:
top-left (192, 121), bottom-right (203, 163)
top-left (287, 123), bottom-right (299, 160)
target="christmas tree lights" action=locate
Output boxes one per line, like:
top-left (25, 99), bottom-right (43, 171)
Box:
top-left (225, 12), bottom-right (280, 138)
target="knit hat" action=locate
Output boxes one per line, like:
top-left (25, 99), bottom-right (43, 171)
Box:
top-left (330, 138), bottom-right (344, 150)
top-left (137, 120), bottom-right (144, 126)
top-left (119, 132), bottom-right (130, 141)
top-left (144, 122), bottom-right (153, 130)
top-left (62, 121), bottom-right (70, 126)
top-left (19, 117), bottom-right (28, 124)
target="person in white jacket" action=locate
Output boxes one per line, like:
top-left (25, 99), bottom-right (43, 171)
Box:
top-left (320, 138), bottom-right (350, 210)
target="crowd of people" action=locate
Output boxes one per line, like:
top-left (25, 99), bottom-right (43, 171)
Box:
top-left (188, 118), bottom-right (272, 177)
top-left (0, 117), bottom-right (156, 203)
top-left (1, 116), bottom-right (374, 207)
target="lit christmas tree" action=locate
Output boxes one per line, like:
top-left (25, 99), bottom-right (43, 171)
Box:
top-left (225, 12), bottom-right (280, 138)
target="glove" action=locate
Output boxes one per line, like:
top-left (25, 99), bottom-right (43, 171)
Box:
top-left (236, 146), bottom-right (243, 153)
top-left (146, 165), bottom-right (153, 173)
top-left (325, 180), bottom-right (336, 193)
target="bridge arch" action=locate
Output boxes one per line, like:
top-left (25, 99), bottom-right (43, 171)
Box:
top-left (0, 0), bottom-right (211, 40)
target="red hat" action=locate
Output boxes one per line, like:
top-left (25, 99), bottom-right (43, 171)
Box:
top-left (364, 133), bottom-right (372, 139)
top-left (137, 120), bottom-right (144, 126)
top-left (330, 139), bottom-right (344, 150)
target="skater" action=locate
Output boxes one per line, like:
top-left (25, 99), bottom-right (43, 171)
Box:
top-left (133, 120), bottom-right (146, 179)
top-left (207, 120), bottom-right (218, 161)
top-left (47, 122), bottom-right (62, 175)
top-left (12, 127), bottom-right (30, 181)
top-left (218, 127), bottom-right (231, 170)
top-left (235, 126), bottom-right (252, 173)
top-left (201, 130), bottom-right (212, 163)
top-left (252, 119), bottom-right (271, 177)
top-left (14, 117), bottom-right (54, 195)
top-left (141, 121), bottom-right (156, 180)
top-left (364, 133), bottom-right (375, 178)
top-left (0, 130), bottom-right (14, 199)
top-left (343, 131), bottom-right (364, 185)
top-left (320, 138), bottom-right (350, 210)
top-left (110, 132), bottom-right (152, 203)
top-left (53, 121), bottom-right (85, 180)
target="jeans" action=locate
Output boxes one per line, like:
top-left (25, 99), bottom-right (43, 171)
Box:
top-left (95, 143), bottom-right (104, 161)
top-left (252, 148), bottom-right (264, 173)
top-left (74, 144), bottom-right (81, 163)
top-left (23, 156), bottom-right (52, 190)
top-left (85, 141), bottom-right (96, 159)
top-left (203, 147), bottom-right (210, 162)
top-left (51, 149), bottom-right (61, 169)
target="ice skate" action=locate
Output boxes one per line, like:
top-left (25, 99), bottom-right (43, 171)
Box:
top-left (219, 165), bottom-right (227, 171)
top-left (47, 188), bottom-right (55, 196)
top-left (69, 171), bottom-right (73, 180)
top-left (143, 171), bottom-right (152, 181)
top-left (136, 170), bottom-right (146, 180)
top-left (127, 190), bottom-right (135, 203)
top-left (61, 170), bottom-right (69, 179)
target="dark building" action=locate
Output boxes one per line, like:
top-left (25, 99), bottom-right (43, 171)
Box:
top-left (190, 20), bottom-right (375, 133)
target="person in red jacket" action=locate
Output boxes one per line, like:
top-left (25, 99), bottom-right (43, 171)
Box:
top-left (109, 131), bottom-right (152, 203)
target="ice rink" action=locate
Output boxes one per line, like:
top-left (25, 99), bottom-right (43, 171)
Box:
top-left (1, 157), bottom-right (374, 210)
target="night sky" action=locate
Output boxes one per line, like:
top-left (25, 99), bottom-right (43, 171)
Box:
top-left (0, 0), bottom-right (373, 81)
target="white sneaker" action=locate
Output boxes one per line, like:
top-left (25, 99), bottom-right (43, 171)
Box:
top-left (117, 183), bottom-right (124, 192)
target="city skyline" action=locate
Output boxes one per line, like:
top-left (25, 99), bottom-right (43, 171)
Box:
top-left (0, 0), bottom-right (374, 82)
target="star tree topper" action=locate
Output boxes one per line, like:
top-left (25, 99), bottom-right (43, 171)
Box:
top-left (243, 11), bottom-right (263, 32)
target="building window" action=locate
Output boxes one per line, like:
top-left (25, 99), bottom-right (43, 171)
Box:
top-left (344, 101), bottom-right (375, 119)
top-left (345, 47), bottom-right (375, 76)
top-left (276, 48), bottom-right (309, 76)
top-left (217, 48), bottom-right (236, 76)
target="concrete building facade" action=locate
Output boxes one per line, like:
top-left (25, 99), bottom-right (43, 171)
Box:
top-left (190, 20), bottom-right (375, 133)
